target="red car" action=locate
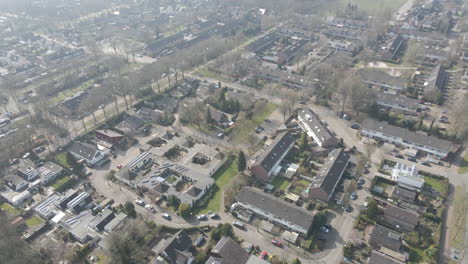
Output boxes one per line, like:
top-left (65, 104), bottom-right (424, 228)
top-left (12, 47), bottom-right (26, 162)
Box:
top-left (271, 239), bottom-right (282, 247)
top-left (260, 251), bottom-right (268, 259)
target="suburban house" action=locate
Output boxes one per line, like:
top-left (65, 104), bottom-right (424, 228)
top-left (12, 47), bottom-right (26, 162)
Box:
top-left (38, 162), bottom-right (64, 185)
top-left (152, 230), bottom-right (195, 264)
top-left (381, 34), bottom-right (405, 63)
top-left (392, 163), bottom-right (424, 190)
top-left (95, 129), bottom-right (124, 145)
top-left (103, 212), bottom-right (127, 233)
top-left (391, 186), bottom-right (417, 203)
top-left (383, 204), bottom-right (420, 232)
top-left (374, 92), bottom-right (421, 113)
top-left (139, 162), bottom-right (214, 208)
top-left (305, 148), bottom-right (350, 202)
top-left (297, 108), bottom-right (338, 148)
top-left (89, 208), bottom-right (115, 231)
top-left (115, 114), bottom-right (146, 135)
top-left (361, 119), bottom-right (456, 159)
top-left (209, 107), bottom-right (229, 127)
top-left (360, 70), bottom-right (408, 92)
top-left (67, 192), bottom-right (92, 213)
top-left (117, 151), bottom-right (154, 182)
top-left (425, 63), bottom-right (446, 92)
top-left (236, 187), bottom-right (315, 235)
top-left (368, 250), bottom-right (405, 264)
top-left (250, 131), bottom-right (296, 182)
top-left (136, 107), bottom-right (163, 123)
top-left (5, 174), bottom-right (28, 192)
top-left (35, 193), bottom-right (61, 219)
top-left (205, 236), bottom-right (249, 264)
top-left (368, 224), bottom-right (402, 251)
top-left (69, 141), bottom-right (107, 166)
top-left (16, 165), bottom-right (40, 181)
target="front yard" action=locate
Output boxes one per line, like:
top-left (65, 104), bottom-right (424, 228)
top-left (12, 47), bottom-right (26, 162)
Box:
top-left (0, 202), bottom-right (22, 216)
top-left (25, 216), bottom-right (44, 227)
top-left (271, 176), bottom-right (291, 191)
top-left (458, 153), bottom-right (468, 174)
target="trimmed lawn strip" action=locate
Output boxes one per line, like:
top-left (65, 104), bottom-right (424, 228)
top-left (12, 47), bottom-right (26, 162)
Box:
top-left (25, 216), bottom-right (44, 227)
top-left (55, 153), bottom-right (71, 169)
top-left (193, 157), bottom-right (239, 214)
top-left (51, 175), bottom-right (72, 190)
top-left (271, 176), bottom-right (291, 191)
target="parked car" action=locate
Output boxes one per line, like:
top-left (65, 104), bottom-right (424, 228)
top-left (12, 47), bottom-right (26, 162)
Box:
top-left (323, 224), bottom-right (332, 229)
top-left (135, 199), bottom-right (145, 206)
top-left (345, 205), bottom-right (353, 213)
top-left (394, 154), bottom-right (404, 159)
top-left (233, 221), bottom-right (245, 229)
top-left (350, 192), bottom-right (358, 200)
top-left (209, 213), bottom-right (219, 219)
top-left (34, 146), bottom-right (46, 153)
top-left (245, 244), bottom-right (253, 253)
top-left (407, 157), bottom-right (417, 162)
top-left (197, 215), bottom-right (208, 221)
top-left (22, 152), bottom-right (30, 159)
top-left (145, 204), bottom-right (155, 213)
top-left (9, 158), bottom-right (19, 165)
top-left (421, 161), bottom-right (431, 167)
top-left (162, 213), bottom-right (171, 220)
top-left (271, 239), bottom-right (282, 247)
top-left (351, 123), bottom-right (360, 130)
top-left (260, 251), bottom-right (268, 260)
top-left (194, 236), bottom-right (205, 247)
top-left (357, 178), bottom-right (365, 185)
top-left (320, 226), bottom-right (330, 233)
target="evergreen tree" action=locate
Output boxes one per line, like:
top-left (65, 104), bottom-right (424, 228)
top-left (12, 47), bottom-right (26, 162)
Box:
top-left (237, 151), bottom-right (246, 172)
top-left (299, 133), bottom-right (308, 152)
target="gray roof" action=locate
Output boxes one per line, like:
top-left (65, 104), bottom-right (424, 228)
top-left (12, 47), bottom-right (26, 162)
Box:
top-left (391, 186), bottom-right (417, 202)
top-left (89, 208), bottom-right (115, 231)
top-left (384, 204), bottom-right (420, 225)
top-left (426, 63), bottom-right (446, 91)
top-left (298, 108), bottom-right (337, 146)
top-left (252, 131), bottom-right (296, 173)
top-left (119, 114), bottom-right (146, 131)
top-left (375, 92), bottom-right (420, 110)
top-left (209, 107), bottom-right (228, 123)
top-left (104, 212), bottom-right (127, 232)
top-left (359, 70), bottom-right (407, 89)
top-left (206, 236), bottom-right (249, 264)
top-left (95, 129), bottom-right (123, 138)
top-left (307, 148), bottom-right (350, 198)
top-left (368, 251), bottom-right (404, 264)
top-left (236, 187), bottom-right (315, 231)
top-left (5, 174), bottom-right (27, 187)
top-left (369, 225), bottom-right (402, 251)
top-left (69, 141), bottom-right (100, 161)
top-left (362, 119), bottom-right (453, 154)
top-left (153, 230), bottom-right (194, 263)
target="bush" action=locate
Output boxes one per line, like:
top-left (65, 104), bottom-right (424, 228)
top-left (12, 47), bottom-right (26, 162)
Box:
top-left (179, 203), bottom-right (191, 218)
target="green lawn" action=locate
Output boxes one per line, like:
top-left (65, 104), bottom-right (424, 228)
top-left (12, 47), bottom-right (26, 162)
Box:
top-left (25, 216), bottom-right (44, 227)
top-left (194, 157), bottom-right (239, 214)
top-left (51, 176), bottom-right (72, 189)
top-left (166, 175), bottom-right (178, 184)
top-left (230, 102), bottom-right (277, 145)
top-left (271, 176), bottom-right (291, 191)
top-left (458, 153), bottom-right (468, 174)
top-left (0, 203), bottom-right (22, 216)
top-left (450, 186), bottom-right (466, 250)
top-left (49, 79), bottom-right (95, 104)
top-left (424, 176), bottom-right (447, 196)
top-left (55, 153), bottom-right (71, 169)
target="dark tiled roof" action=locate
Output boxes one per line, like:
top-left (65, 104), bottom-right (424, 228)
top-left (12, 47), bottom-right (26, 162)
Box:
top-left (369, 225), bottom-right (402, 251)
top-left (362, 119), bottom-right (453, 154)
top-left (153, 230), bottom-right (194, 263)
top-left (384, 204), bottom-right (420, 225)
top-left (236, 187), bottom-right (315, 231)
top-left (375, 92), bottom-right (420, 110)
top-left (121, 114), bottom-right (145, 130)
top-left (359, 70), bottom-right (407, 89)
top-left (308, 148), bottom-right (349, 196)
top-left (209, 108), bottom-right (228, 123)
top-left (368, 251), bottom-right (404, 264)
top-left (391, 186), bottom-right (417, 202)
top-left (252, 132), bottom-right (295, 173)
top-left (206, 236), bottom-right (249, 264)
top-left (69, 142), bottom-right (99, 161)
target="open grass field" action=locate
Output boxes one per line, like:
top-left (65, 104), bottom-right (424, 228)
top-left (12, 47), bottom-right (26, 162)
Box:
top-left (0, 202), bottom-right (22, 216)
top-left (25, 216), bottom-right (44, 227)
top-left (458, 153), bottom-right (468, 174)
top-left (194, 157), bottom-right (239, 214)
top-left (450, 186), bottom-right (467, 250)
top-left (230, 102), bottom-right (277, 145)
top-left (55, 153), bottom-right (71, 169)
top-left (424, 176), bottom-right (448, 197)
